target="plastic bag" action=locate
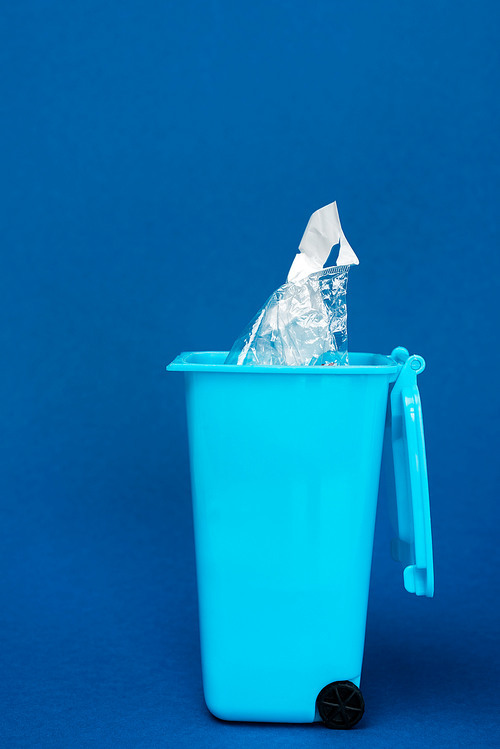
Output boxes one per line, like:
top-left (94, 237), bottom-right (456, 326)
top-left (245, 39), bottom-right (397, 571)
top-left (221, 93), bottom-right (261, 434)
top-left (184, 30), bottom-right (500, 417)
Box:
top-left (226, 202), bottom-right (358, 367)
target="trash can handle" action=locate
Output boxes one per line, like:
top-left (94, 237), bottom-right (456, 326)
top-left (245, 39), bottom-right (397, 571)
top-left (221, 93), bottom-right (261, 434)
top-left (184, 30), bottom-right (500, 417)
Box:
top-left (389, 347), bottom-right (434, 597)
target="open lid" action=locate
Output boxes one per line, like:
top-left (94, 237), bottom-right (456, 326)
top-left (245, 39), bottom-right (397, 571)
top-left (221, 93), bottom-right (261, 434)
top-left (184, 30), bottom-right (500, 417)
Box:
top-left (389, 347), bottom-right (434, 597)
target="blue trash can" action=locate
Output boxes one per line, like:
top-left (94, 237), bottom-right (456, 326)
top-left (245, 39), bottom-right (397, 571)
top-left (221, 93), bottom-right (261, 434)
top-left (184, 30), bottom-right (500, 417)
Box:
top-left (167, 346), bottom-right (433, 728)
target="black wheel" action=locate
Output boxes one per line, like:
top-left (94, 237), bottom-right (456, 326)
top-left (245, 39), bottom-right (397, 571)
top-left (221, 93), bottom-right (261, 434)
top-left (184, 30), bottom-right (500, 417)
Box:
top-left (316, 680), bottom-right (365, 729)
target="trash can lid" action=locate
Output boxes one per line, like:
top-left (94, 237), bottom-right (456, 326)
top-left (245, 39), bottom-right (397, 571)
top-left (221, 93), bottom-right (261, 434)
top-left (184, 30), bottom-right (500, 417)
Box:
top-left (389, 347), bottom-right (434, 598)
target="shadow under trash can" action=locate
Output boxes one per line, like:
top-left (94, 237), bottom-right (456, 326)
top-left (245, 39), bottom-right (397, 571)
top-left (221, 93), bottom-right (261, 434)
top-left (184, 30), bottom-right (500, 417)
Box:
top-left (167, 345), bottom-right (433, 729)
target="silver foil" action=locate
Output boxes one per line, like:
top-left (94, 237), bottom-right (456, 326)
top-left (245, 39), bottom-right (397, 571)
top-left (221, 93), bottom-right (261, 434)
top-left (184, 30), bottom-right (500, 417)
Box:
top-left (225, 265), bottom-right (351, 367)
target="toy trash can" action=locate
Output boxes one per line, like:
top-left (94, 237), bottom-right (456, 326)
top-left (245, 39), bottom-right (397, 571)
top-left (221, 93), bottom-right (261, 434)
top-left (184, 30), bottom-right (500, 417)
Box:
top-left (167, 346), bottom-right (433, 729)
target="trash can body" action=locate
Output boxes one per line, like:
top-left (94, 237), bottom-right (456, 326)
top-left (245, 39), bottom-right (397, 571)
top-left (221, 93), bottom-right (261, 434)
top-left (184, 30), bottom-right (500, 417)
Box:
top-left (169, 351), bottom-right (402, 723)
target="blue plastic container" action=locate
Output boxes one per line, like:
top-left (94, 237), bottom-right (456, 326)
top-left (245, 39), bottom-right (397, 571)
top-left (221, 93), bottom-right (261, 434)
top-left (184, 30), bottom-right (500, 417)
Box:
top-left (167, 347), bottom-right (433, 726)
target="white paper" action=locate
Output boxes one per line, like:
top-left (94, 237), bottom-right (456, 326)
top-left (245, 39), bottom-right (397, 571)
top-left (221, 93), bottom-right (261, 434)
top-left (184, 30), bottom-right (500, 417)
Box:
top-left (287, 201), bottom-right (359, 283)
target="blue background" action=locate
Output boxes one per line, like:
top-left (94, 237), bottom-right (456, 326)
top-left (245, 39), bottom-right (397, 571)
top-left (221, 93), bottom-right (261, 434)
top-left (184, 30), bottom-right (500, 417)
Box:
top-left (1, 1), bottom-right (499, 746)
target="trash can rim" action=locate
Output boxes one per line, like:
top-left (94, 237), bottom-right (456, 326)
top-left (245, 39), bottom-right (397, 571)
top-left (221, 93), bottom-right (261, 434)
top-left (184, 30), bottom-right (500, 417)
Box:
top-left (167, 351), bottom-right (401, 375)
